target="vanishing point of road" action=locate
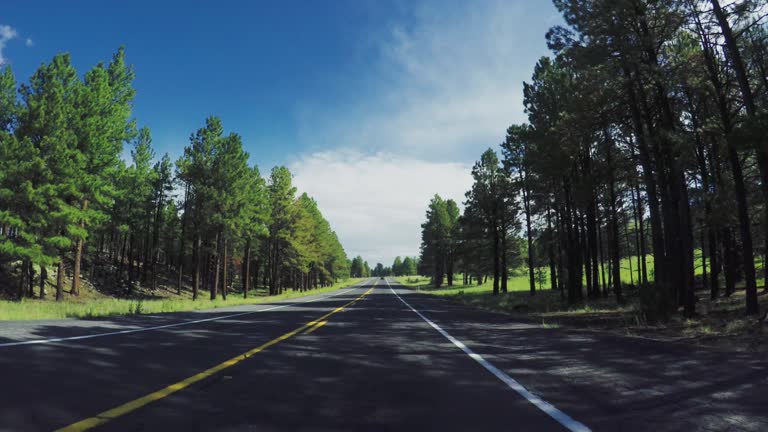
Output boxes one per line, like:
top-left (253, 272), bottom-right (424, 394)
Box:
top-left (0, 278), bottom-right (765, 431)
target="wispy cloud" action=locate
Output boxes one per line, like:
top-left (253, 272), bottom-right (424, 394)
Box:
top-left (0, 25), bottom-right (19, 65)
top-left (290, 0), bottom-right (555, 264)
top-left (297, 0), bottom-right (552, 162)
top-left (25, 38), bottom-right (33, 47)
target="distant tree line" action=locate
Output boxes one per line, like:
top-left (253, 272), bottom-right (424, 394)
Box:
top-left (370, 256), bottom-right (419, 277)
top-left (349, 256), bottom-right (371, 278)
top-left (420, 0), bottom-right (768, 319)
top-left (419, 154), bottom-right (522, 294)
top-left (0, 48), bottom-right (351, 301)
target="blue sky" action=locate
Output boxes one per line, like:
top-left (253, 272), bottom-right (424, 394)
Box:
top-left (1, 0), bottom-right (560, 265)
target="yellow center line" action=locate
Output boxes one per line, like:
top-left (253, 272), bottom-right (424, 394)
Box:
top-left (56, 281), bottom-right (376, 432)
top-left (303, 320), bottom-right (327, 334)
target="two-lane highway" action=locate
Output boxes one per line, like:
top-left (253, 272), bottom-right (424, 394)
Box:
top-left (0, 278), bottom-right (766, 431)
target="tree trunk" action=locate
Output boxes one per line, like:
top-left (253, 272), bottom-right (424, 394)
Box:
top-left (522, 173), bottom-right (535, 295)
top-left (709, 225), bottom-right (719, 299)
top-left (192, 233), bottom-right (200, 300)
top-left (555, 204), bottom-right (566, 299)
top-left (243, 239), bottom-right (251, 298)
top-left (712, 0), bottom-right (763, 314)
top-left (563, 181), bottom-right (578, 304)
top-left (71, 199), bottom-right (89, 296)
top-left (575, 208), bottom-right (584, 301)
top-left (581, 211), bottom-right (592, 297)
top-left (119, 233), bottom-right (127, 274)
top-left (630, 179), bottom-right (644, 287)
top-left (263, 258), bottom-right (269, 291)
top-left (89, 247), bottom-right (96, 282)
top-left (142, 218), bottom-right (151, 283)
top-left (546, 205), bottom-right (558, 291)
top-left (598, 220), bottom-right (607, 296)
top-left (680, 179), bottom-right (696, 318)
top-left (607, 141), bottom-right (623, 304)
top-left (501, 229), bottom-right (508, 293)
top-left (271, 245), bottom-right (278, 296)
top-left (109, 229), bottom-right (116, 265)
top-left (40, 265), bottom-right (47, 299)
top-left (723, 228), bottom-right (736, 296)
top-left (253, 258), bottom-right (261, 293)
top-left (624, 218), bottom-right (634, 287)
top-left (151, 189), bottom-right (164, 292)
top-left (725, 141), bottom-right (759, 311)
top-left (492, 224), bottom-right (500, 296)
top-left (128, 233), bottom-right (135, 285)
top-left (624, 67), bottom-right (669, 317)
top-left (56, 259), bottom-right (65, 301)
top-left (17, 260), bottom-right (26, 300)
top-left (178, 184), bottom-right (189, 295)
top-left (221, 234), bottom-right (228, 300)
top-left (588, 197), bottom-right (599, 297)
top-left (212, 232), bottom-right (220, 300)
top-left (27, 260), bottom-right (34, 298)
top-left (701, 229), bottom-right (708, 295)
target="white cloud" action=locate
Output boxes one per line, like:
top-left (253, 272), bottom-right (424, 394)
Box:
top-left (296, 0), bottom-right (549, 162)
top-left (289, 1), bottom-right (554, 265)
top-left (291, 150), bottom-right (472, 266)
top-left (25, 38), bottom-right (33, 47)
top-left (0, 25), bottom-right (19, 65)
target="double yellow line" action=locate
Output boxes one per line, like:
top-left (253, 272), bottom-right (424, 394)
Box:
top-left (303, 320), bottom-right (328, 334)
top-left (57, 281), bottom-right (376, 432)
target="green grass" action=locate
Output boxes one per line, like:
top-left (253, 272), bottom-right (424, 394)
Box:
top-left (397, 275), bottom-right (432, 288)
top-left (402, 273), bottom-right (534, 296)
top-left (0, 278), bottom-right (365, 321)
top-left (403, 249), bottom-right (752, 299)
top-left (393, 253), bottom-right (691, 321)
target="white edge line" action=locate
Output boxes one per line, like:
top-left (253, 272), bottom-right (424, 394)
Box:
top-left (0, 278), bottom-right (373, 348)
top-left (385, 278), bottom-right (591, 432)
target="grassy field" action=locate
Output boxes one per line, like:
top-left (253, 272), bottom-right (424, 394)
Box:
top-left (0, 277), bottom-right (365, 321)
top-left (398, 275), bottom-right (517, 296)
top-left (403, 250), bottom-right (761, 298)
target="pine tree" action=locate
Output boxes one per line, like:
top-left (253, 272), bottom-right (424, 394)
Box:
top-left (17, 53), bottom-right (81, 301)
top-left (69, 48), bottom-right (136, 296)
top-left (266, 166), bottom-right (297, 295)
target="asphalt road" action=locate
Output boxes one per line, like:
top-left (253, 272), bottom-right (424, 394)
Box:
top-left (0, 278), bottom-right (766, 431)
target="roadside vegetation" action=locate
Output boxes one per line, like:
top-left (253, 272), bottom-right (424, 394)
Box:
top-left (0, 277), bottom-right (364, 321)
top-left (399, 269), bottom-right (767, 352)
top-left (410, 0), bottom-right (768, 354)
top-left (0, 49), bottom-right (374, 318)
